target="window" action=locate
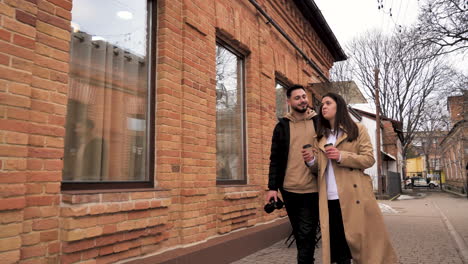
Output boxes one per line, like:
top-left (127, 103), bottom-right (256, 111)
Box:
top-left (62, 0), bottom-right (155, 189)
top-left (275, 81), bottom-right (288, 119)
top-left (215, 42), bottom-right (246, 183)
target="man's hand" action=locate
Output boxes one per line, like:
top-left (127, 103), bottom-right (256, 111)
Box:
top-left (325, 146), bottom-right (341, 161)
top-left (301, 148), bottom-right (316, 162)
top-left (265, 190), bottom-right (278, 203)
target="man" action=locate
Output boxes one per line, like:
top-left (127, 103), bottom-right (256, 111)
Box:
top-left (63, 119), bottom-right (108, 181)
top-left (266, 84), bottom-right (319, 264)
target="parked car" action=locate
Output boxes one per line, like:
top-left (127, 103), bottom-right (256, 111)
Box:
top-left (405, 177), bottom-right (439, 189)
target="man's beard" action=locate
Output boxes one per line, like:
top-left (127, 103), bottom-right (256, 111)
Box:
top-left (292, 104), bottom-right (307, 113)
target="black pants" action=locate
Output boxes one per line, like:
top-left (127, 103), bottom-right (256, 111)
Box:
top-left (328, 199), bottom-right (352, 263)
top-left (282, 190), bottom-right (319, 264)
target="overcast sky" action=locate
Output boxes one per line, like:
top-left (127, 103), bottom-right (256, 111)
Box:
top-left (315, 0), bottom-right (419, 46)
top-left (314, 0), bottom-right (466, 74)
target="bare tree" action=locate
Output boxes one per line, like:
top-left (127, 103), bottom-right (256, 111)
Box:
top-left (414, 0), bottom-right (468, 55)
top-left (334, 30), bottom-right (453, 156)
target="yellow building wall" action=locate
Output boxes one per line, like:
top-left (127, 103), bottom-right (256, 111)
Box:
top-left (406, 157), bottom-right (424, 177)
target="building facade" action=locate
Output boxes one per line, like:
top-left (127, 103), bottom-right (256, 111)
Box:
top-left (440, 93), bottom-right (467, 195)
top-left (0, 0), bottom-right (345, 263)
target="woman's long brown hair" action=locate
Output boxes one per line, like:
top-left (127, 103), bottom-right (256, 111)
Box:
top-left (317, 92), bottom-right (358, 141)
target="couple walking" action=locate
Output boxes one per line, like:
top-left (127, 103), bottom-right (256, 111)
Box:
top-left (266, 85), bottom-right (397, 264)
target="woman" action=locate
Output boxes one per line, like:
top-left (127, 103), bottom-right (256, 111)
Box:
top-left (302, 93), bottom-right (397, 264)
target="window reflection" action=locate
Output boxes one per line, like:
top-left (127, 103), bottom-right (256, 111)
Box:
top-left (215, 44), bottom-right (245, 181)
top-left (275, 82), bottom-right (288, 119)
top-left (63, 0), bottom-right (150, 182)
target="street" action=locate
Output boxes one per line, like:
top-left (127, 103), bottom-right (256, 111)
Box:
top-left (233, 191), bottom-right (468, 264)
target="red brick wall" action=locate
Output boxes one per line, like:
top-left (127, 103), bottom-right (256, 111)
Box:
top-left (0, 0), bottom-right (336, 263)
top-left (448, 95), bottom-right (463, 127)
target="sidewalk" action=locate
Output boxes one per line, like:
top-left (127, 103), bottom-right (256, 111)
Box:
top-left (233, 191), bottom-right (467, 264)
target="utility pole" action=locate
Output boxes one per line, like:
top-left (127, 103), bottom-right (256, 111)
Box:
top-left (375, 67), bottom-right (384, 196)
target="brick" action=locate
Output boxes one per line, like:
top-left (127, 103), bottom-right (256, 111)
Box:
top-left (55, 7), bottom-right (71, 20)
top-left (32, 218), bottom-right (58, 230)
top-left (37, 0), bottom-right (55, 14)
top-left (0, 29), bottom-right (12, 42)
top-left (45, 182), bottom-right (60, 193)
top-left (36, 21), bottom-right (69, 41)
top-left (6, 107), bottom-right (29, 121)
top-left (5, 131), bottom-right (29, 145)
top-left (37, 10), bottom-right (69, 30)
top-left (36, 32), bottom-right (69, 52)
top-left (21, 244), bottom-right (47, 259)
top-left (0, 223), bottom-right (22, 238)
top-left (30, 99), bottom-right (55, 113)
top-left (0, 236), bottom-right (21, 251)
top-left (0, 93), bottom-right (30, 108)
top-left (11, 57), bottom-right (33, 72)
top-left (9, 83), bottom-right (31, 97)
top-left (0, 119), bottom-right (29, 133)
top-left (40, 206), bottom-right (58, 217)
top-left (40, 230), bottom-right (58, 241)
top-left (26, 195), bottom-right (58, 206)
top-left (48, 0), bottom-right (72, 11)
top-left (0, 211), bottom-right (22, 224)
top-left (4, 159), bottom-right (28, 170)
top-left (13, 34), bottom-right (35, 49)
top-left (21, 232), bottom-right (40, 246)
top-left (28, 147), bottom-right (63, 159)
top-left (31, 87), bottom-right (50, 100)
top-left (0, 3), bottom-right (15, 18)
top-left (0, 250), bottom-right (20, 264)
top-left (48, 241), bottom-right (60, 254)
top-left (0, 66), bottom-right (32, 84)
top-left (44, 160), bottom-right (62, 171)
top-left (0, 39), bottom-right (35, 60)
top-left (62, 239), bottom-right (96, 253)
top-left (60, 252), bottom-right (81, 264)
top-left (0, 145), bottom-right (28, 157)
top-left (62, 216), bottom-right (97, 229)
top-left (62, 226), bottom-right (103, 241)
top-left (3, 17), bottom-right (36, 37)
top-left (0, 53), bottom-right (9, 66)
top-left (48, 114), bottom-right (65, 126)
top-left (27, 159), bottom-right (43, 170)
top-left (0, 172), bottom-right (27, 183)
top-left (6, 0), bottom-right (37, 14)
top-left (16, 9), bottom-right (36, 27)
top-left (0, 184), bottom-right (26, 197)
top-left (24, 207), bottom-right (41, 219)
top-left (25, 181), bottom-right (44, 194)
top-left (34, 54), bottom-right (69, 72)
top-left (36, 43), bottom-right (69, 62)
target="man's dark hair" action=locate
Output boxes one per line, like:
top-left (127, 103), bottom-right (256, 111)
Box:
top-left (317, 92), bottom-right (358, 141)
top-left (286, 84), bottom-right (306, 98)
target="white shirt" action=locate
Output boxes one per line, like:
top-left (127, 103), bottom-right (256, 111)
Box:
top-left (307, 129), bottom-right (341, 200)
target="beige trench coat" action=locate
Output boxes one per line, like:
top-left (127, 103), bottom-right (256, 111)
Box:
top-left (315, 123), bottom-right (397, 264)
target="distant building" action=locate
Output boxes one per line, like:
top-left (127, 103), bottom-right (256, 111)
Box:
top-left (350, 107), bottom-right (404, 197)
top-left (440, 92), bottom-right (468, 195)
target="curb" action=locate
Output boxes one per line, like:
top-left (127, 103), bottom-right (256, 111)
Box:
top-left (389, 194), bottom-right (400, 201)
top-left (443, 188), bottom-right (467, 198)
top-left (432, 201), bottom-right (468, 264)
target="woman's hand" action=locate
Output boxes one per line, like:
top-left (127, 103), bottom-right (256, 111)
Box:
top-left (325, 146), bottom-right (341, 161)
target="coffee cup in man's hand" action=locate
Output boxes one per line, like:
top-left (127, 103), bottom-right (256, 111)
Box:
top-left (302, 144), bottom-right (315, 162)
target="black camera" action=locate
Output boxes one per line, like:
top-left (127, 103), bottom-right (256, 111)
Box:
top-left (264, 197), bottom-right (284, 214)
